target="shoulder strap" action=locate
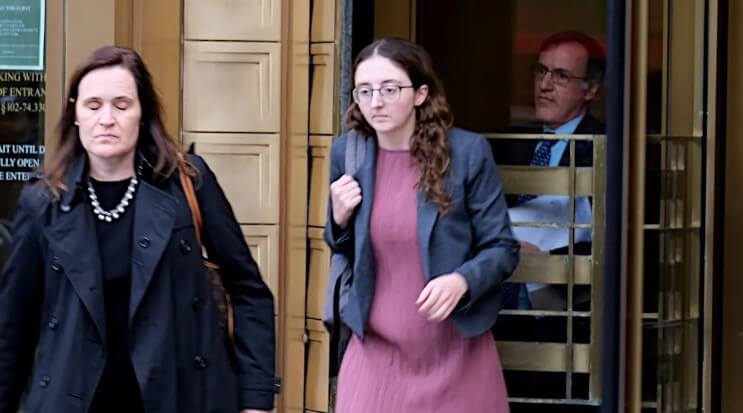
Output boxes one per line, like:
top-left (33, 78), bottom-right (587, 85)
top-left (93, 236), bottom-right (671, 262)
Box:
top-left (343, 130), bottom-right (366, 175)
top-left (178, 162), bottom-right (203, 246)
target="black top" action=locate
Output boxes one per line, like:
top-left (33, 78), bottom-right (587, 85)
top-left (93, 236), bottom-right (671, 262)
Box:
top-left (87, 177), bottom-right (144, 413)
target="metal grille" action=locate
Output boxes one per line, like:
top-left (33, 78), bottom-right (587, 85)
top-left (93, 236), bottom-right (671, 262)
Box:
top-left (487, 132), bottom-right (606, 411)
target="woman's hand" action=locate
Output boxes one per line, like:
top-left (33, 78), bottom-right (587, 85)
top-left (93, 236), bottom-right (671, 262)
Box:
top-left (416, 272), bottom-right (469, 321)
top-left (330, 174), bottom-right (362, 229)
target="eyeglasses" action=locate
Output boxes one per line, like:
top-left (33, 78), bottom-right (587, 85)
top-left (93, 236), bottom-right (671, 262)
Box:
top-left (531, 63), bottom-right (588, 86)
top-left (352, 85), bottom-right (415, 104)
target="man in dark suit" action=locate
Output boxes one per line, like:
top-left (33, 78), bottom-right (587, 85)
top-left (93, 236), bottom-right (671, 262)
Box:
top-left (492, 33), bottom-right (607, 404)
top-left (496, 31), bottom-right (605, 311)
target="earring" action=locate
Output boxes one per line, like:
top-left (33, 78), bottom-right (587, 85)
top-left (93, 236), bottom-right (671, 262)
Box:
top-left (74, 121), bottom-right (80, 126)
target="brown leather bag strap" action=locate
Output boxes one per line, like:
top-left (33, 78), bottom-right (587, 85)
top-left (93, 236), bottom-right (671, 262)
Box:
top-left (178, 157), bottom-right (233, 339)
top-left (178, 163), bottom-right (203, 246)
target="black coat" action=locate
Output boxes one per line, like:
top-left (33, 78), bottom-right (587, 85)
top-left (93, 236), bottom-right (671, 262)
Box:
top-left (0, 154), bottom-right (278, 413)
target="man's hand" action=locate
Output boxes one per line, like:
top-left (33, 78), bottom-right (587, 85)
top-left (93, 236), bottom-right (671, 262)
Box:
top-left (519, 240), bottom-right (545, 254)
top-left (416, 272), bottom-right (469, 321)
top-left (330, 174), bottom-right (362, 229)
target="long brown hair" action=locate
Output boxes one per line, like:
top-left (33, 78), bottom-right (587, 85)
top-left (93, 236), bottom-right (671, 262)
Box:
top-left (44, 46), bottom-right (181, 198)
top-left (344, 38), bottom-right (454, 213)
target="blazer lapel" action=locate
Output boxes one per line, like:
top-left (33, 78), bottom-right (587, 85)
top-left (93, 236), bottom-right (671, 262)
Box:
top-left (351, 136), bottom-right (377, 321)
top-left (129, 180), bottom-right (176, 326)
top-left (417, 192), bottom-right (439, 279)
top-left (353, 135), bottom-right (377, 258)
top-left (44, 203), bottom-right (107, 341)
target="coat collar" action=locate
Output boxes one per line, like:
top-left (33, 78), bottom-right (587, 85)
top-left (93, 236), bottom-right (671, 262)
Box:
top-left (50, 150), bottom-right (177, 341)
top-left (59, 153), bottom-right (87, 211)
top-left (128, 179), bottom-right (177, 326)
top-left (59, 150), bottom-right (160, 212)
top-left (44, 199), bottom-right (107, 340)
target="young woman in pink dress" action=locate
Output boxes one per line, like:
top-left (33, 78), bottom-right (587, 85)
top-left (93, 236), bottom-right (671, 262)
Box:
top-left (325, 38), bottom-right (520, 412)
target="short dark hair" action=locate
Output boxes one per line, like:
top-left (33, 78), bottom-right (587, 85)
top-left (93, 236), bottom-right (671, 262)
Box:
top-left (539, 31), bottom-right (606, 84)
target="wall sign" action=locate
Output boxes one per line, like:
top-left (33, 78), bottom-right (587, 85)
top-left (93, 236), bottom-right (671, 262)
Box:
top-left (0, 0), bottom-right (45, 71)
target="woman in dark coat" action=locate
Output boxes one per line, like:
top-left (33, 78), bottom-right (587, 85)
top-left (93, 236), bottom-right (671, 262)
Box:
top-left (0, 46), bottom-right (278, 413)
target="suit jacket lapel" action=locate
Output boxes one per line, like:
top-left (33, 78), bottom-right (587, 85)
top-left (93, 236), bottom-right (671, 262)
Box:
top-left (352, 136), bottom-right (377, 317)
top-left (44, 203), bottom-right (107, 341)
top-left (129, 180), bottom-right (176, 326)
top-left (353, 136), bottom-right (376, 264)
top-left (417, 192), bottom-right (439, 279)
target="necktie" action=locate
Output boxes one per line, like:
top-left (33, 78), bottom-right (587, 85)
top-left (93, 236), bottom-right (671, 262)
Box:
top-left (515, 135), bottom-right (556, 205)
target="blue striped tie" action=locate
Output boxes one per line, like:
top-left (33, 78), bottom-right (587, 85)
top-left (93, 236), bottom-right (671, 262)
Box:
top-left (515, 136), bottom-right (556, 205)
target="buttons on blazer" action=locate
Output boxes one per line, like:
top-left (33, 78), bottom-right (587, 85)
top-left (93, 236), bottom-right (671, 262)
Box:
top-left (50, 257), bottom-right (63, 272)
top-left (179, 239), bottom-right (192, 254)
top-left (47, 317), bottom-right (59, 330)
top-left (60, 204), bottom-right (71, 212)
top-left (138, 236), bottom-right (151, 249)
top-left (39, 375), bottom-right (50, 387)
top-left (193, 355), bottom-right (208, 370)
top-left (192, 296), bottom-right (202, 311)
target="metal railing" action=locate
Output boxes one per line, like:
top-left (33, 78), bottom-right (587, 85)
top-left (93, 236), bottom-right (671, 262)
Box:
top-left (487, 132), bottom-right (607, 407)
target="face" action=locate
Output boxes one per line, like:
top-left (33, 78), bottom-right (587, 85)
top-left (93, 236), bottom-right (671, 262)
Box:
top-left (534, 42), bottom-right (599, 129)
top-left (353, 55), bottom-right (428, 137)
top-left (75, 66), bottom-right (142, 164)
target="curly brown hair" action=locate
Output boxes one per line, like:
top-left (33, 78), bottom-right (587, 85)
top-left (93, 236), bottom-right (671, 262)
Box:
top-left (344, 38), bottom-right (454, 213)
top-left (44, 46), bottom-right (182, 198)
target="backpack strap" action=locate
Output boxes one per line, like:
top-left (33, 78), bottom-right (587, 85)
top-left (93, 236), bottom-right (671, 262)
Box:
top-left (344, 130), bottom-right (366, 175)
top-left (327, 130), bottom-right (365, 377)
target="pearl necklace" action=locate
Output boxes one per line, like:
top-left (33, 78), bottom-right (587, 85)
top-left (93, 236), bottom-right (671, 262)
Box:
top-left (87, 176), bottom-right (139, 222)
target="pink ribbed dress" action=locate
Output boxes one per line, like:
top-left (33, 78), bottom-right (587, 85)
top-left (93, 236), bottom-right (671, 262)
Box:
top-left (334, 148), bottom-right (510, 413)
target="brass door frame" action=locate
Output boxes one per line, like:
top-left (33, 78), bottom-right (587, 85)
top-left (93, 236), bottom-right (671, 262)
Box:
top-left (626, 0), bottom-right (715, 411)
top-left (45, 1), bottom-right (64, 155)
top-left (721, 0), bottom-right (743, 411)
top-left (627, 2), bottom-right (648, 412)
top-left (703, 1), bottom-right (720, 411)
top-left (278, 0), bottom-right (311, 411)
top-left (114, 0), bottom-right (182, 139)
top-left (373, 0), bottom-right (417, 40)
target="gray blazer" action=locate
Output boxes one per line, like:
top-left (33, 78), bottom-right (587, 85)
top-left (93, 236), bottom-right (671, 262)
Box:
top-left (325, 127), bottom-right (519, 339)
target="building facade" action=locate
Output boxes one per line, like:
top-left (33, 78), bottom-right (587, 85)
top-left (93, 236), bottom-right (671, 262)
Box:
top-left (1, 0), bottom-right (742, 412)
